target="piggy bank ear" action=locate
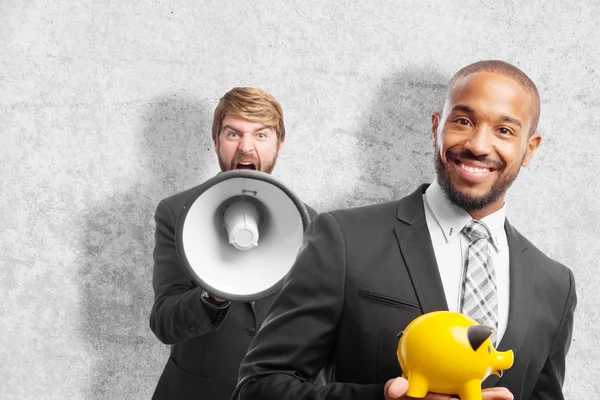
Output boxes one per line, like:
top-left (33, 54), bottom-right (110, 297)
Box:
top-left (467, 325), bottom-right (493, 351)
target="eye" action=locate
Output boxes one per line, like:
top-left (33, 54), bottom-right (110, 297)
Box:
top-left (454, 118), bottom-right (472, 126)
top-left (228, 131), bottom-right (239, 138)
top-left (257, 132), bottom-right (267, 139)
top-left (498, 127), bottom-right (512, 135)
top-left (487, 345), bottom-right (491, 354)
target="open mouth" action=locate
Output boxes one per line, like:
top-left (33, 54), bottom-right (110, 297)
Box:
top-left (446, 151), bottom-right (500, 176)
top-left (445, 153), bottom-right (502, 184)
top-left (445, 150), bottom-right (502, 174)
top-left (235, 162), bottom-right (257, 170)
top-left (455, 160), bottom-right (495, 174)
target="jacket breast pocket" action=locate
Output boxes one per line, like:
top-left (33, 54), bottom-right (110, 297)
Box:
top-left (356, 290), bottom-right (423, 381)
top-left (357, 289), bottom-right (421, 312)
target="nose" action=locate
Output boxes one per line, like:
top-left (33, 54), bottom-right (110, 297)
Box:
top-left (463, 126), bottom-right (493, 156)
top-left (237, 134), bottom-right (255, 153)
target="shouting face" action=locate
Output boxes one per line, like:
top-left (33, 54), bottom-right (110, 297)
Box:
top-left (432, 71), bottom-right (541, 217)
top-left (214, 114), bottom-right (282, 173)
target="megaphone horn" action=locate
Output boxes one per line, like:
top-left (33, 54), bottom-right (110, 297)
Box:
top-left (176, 170), bottom-right (311, 302)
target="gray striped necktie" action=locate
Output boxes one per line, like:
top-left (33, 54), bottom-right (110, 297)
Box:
top-left (460, 220), bottom-right (498, 343)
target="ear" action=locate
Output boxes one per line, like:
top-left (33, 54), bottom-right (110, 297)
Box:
top-left (431, 112), bottom-right (441, 148)
top-left (521, 131), bottom-right (542, 167)
top-left (213, 135), bottom-right (219, 154)
top-left (467, 325), bottom-right (493, 351)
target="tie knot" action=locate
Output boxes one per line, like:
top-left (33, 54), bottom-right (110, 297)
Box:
top-left (463, 220), bottom-right (491, 242)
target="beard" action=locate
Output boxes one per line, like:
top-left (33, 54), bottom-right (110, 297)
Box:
top-left (218, 152), bottom-right (278, 174)
top-left (435, 148), bottom-right (522, 212)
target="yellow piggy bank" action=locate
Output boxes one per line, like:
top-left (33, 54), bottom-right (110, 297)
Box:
top-left (396, 311), bottom-right (514, 400)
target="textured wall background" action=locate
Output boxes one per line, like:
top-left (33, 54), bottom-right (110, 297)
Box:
top-left (1, 1), bottom-right (599, 399)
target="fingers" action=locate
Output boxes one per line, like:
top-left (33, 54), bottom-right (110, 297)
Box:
top-left (384, 381), bottom-right (513, 400)
top-left (386, 377), bottom-right (409, 399)
top-left (210, 294), bottom-right (227, 303)
top-left (424, 387), bottom-right (512, 400)
top-left (421, 393), bottom-right (458, 399)
top-left (482, 387), bottom-right (514, 400)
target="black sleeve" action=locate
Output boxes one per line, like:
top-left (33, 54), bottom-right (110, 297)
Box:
top-left (149, 199), bottom-right (230, 345)
top-left (232, 212), bottom-right (385, 400)
top-left (530, 269), bottom-right (577, 400)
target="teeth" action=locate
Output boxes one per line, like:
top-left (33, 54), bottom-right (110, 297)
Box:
top-left (240, 162), bottom-right (253, 165)
top-left (460, 163), bottom-right (490, 173)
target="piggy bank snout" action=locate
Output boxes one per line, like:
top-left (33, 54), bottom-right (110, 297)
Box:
top-left (492, 349), bottom-right (514, 373)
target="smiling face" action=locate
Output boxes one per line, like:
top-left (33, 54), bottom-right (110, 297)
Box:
top-left (432, 71), bottom-right (542, 218)
top-left (214, 114), bottom-right (282, 173)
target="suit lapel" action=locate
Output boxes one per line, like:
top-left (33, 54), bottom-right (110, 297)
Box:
top-left (253, 298), bottom-right (267, 314)
top-left (483, 220), bottom-right (535, 388)
top-left (246, 301), bottom-right (258, 320)
top-left (393, 185), bottom-right (449, 313)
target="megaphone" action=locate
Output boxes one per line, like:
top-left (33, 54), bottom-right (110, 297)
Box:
top-left (176, 170), bottom-right (311, 302)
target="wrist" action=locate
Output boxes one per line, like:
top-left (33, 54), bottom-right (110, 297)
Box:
top-left (201, 290), bottom-right (230, 307)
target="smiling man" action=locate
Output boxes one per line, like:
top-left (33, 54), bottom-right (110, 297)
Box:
top-left (432, 66), bottom-right (541, 221)
top-left (148, 87), bottom-right (320, 400)
top-left (232, 61), bottom-right (577, 400)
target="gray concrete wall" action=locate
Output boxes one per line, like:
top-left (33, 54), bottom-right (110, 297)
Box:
top-left (1, 1), bottom-right (598, 399)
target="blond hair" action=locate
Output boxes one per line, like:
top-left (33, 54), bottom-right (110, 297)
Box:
top-left (212, 87), bottom-right (285, 141)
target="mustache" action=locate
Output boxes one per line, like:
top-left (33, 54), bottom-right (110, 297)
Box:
top-left (230, 153), bottom-right (260, 166)
top-left (446, 149), bottom-right (505, 170)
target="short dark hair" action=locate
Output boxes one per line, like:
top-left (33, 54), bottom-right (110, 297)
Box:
top-left (447, 60), bottom-right (540, 135)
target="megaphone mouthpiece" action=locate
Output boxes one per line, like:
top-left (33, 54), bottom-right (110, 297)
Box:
top-left (223, 200), bottom-right (260, 251)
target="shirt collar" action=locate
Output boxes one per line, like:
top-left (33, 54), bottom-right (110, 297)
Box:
top-left (424, 180), bottom-right (506, 249)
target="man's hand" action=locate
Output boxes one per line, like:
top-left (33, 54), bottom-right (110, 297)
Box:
top-left (210, 294), bottom-right (227, 303)
top-left (384, 377), bottom-right (409, 399)
top-left (383, 378), bottom-right (514, 400)
top-left (480, 387), bottom-right (514, 400)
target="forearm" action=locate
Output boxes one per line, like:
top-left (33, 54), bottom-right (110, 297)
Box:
top-left (239, 374), bottom-right (385, 400)
top-left (149, 286), bottom-right (229, 344)
top-left (149, 199), bottom-right (230, 344)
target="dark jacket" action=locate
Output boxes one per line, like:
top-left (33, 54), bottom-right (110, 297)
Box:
top-left (232, 184), bottom-right (577, 400)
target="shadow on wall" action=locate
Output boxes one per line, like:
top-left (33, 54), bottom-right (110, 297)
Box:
top-left (78, 95), bottom-right (216, 399)
top-left (333, 66), bottom-right (448, 209)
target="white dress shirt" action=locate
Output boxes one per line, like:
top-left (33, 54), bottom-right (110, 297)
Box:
top-left (423, 180), bottom-right (510, 343)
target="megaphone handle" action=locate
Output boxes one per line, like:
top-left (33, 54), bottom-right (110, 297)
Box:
top-left (201, 290), bottom-right (230, 306)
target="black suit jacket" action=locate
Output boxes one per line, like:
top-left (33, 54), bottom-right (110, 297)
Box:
top-left (232, 184), bottom-right (577, 400)
top-left (149, 184), bottom-right (317, 400)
